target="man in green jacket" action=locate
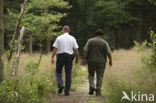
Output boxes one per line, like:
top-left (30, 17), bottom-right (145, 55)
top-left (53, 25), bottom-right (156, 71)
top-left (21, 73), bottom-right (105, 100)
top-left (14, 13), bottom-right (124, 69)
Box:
top-left (83, 29), bottom-right (112, 96)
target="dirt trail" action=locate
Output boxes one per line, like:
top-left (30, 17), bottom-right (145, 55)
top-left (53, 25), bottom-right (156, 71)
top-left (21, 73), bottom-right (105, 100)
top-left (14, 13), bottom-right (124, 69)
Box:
top-left (49, 66), bottom-right (106, 103)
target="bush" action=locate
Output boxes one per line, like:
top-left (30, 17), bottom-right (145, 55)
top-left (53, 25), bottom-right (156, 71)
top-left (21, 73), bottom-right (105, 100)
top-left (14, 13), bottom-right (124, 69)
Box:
top-left (25, 60), bottom-right (39, 75)
top-left (145, 31), bottom-right (156, 70)
top-left (0, 60), bottom-right (53, 103)
top-left (134, 31), bottom-right (156, 71)
top-left (0, 77), bottom-right (39, 103)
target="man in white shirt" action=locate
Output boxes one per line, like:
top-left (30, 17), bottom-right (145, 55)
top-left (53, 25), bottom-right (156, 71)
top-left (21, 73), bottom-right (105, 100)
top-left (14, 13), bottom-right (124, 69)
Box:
top-left (51, 25), bottom-right (79, 96)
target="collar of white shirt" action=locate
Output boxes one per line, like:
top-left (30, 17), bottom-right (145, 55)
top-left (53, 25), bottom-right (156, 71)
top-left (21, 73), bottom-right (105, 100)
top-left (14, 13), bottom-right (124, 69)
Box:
top-left (63, 33), bottom-right (69, 35)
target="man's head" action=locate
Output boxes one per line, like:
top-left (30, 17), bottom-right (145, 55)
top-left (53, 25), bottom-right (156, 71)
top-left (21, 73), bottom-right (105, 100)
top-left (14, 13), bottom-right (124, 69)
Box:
top-left (95, 29), bottom-right (104, 36)
top-left (62, 25), bottom-right (70, 33)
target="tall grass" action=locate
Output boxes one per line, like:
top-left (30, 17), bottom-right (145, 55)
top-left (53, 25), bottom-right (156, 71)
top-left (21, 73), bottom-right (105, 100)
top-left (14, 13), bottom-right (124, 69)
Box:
top-left (1, 49), bottom-right (155, 103)
top-left (103, 49), bottom-right (156, 103)
top-left (1, 53), bottom-right (84, 103)
top-left (1, 53), bottom-right (58, 103)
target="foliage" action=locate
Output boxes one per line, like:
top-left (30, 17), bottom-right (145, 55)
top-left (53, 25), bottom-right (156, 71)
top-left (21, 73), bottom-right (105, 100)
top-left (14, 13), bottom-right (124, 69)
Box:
top-left (94, 0), bottom-right (136, 29)
top-left (23, 0), bottom-right (70, 40)
top-left (4, 0), bottom-right (71, 51)
top-left (25, 60), bottom-right (39, 75)
top-left (3, 0), bottom-right (156, 51)
top-left (0, 74), bottom-right (52, 103)
top-left (144, 31), bottom-right (156, 70)
top-left (0, 59), bottom-right (53, 103)
top-left (134, 31), bottom-right (156, 70)
top-left (134, 40), bottom-right (148, 51)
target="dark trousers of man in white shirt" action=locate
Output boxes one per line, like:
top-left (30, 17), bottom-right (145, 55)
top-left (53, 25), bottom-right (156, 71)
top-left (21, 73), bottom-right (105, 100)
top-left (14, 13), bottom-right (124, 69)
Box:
top-left (56, 53), bottom-right (74, 95)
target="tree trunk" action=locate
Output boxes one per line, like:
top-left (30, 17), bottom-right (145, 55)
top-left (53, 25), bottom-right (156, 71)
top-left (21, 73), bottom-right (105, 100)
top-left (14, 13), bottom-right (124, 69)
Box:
top-left (136, 10), bottom-right (144, 42)
top-left (84, 0), bottom-right (88, 43)
top-left (46, 39), bottom-right (51, 53)
top-left (38, 52), bottom-right (43, 66)
top-left (29, 34), bottom-right (33, 55)
top-left (8, 0), bottom-right (28, 61)
top-left (0, 0), bottom-right (4, 82)
top-left (124, 31), bottom-right (129, 48)
top-left (114, 29), bottom-right (120, 49)
top-left (11, 26), bottom-right (25, 77)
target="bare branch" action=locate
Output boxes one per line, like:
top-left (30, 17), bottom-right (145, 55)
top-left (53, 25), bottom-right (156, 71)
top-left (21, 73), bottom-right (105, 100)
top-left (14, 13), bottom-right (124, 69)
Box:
top-left (8, 0), bottom-right (28, 61)
top-left (11, 26), bottom-right (25, 77)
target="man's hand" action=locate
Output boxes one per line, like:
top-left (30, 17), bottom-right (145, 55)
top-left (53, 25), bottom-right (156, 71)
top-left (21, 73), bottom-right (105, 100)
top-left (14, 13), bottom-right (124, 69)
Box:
top-left (82, 59), bottom-right (87, 66)
top-left (51, 48), bottom-right (58, 64)
top-left (108, 53), bottom-right (112, 67)
top-left (109, 61), bottom-right (112, 67)
top-left (51, 58), bottom-right (55, 64)
top-left (82, 51), bottom-right (88, 66)
top-left (74, 49), bottom-right (79, 64)
top-left (75, 58), bottom-right (79, 64)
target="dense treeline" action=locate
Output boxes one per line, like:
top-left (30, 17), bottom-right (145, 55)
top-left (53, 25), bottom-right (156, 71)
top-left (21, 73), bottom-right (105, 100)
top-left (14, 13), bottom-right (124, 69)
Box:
top-left (3, 0), bottom-right (156, 53)
top-left (62, 0), bottom-right (156, 50)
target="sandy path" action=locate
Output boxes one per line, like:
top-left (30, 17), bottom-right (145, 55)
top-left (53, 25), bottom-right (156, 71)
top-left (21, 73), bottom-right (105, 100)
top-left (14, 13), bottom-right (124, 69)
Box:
top-left (49, 66), bottom-right (106, 103)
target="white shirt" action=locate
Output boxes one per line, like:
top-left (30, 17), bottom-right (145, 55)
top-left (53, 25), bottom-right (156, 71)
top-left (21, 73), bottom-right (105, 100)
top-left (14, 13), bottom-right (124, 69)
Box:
top-left (53, 33), bottom-right (79, 55)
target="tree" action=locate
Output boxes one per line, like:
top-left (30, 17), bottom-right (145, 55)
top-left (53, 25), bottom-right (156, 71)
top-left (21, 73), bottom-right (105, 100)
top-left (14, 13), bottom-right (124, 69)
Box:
top-left (92, 0), bottom-right (136, 49)
top-left (23, 0), bottom-right (70, 53)
top-left (8, 0), bottom-right (27, 60)
top-left (4, 0), bottom-right (70, 53)
top-left (3, 0), bottom-right (156, 51)
top-left (126, 0), bottom-right (156, 42)
top-left (11, 26), bottom-right (25, 77)
top-left (84, 0), bottom-right (88, 43)
top-left (0, 0), bottom-right (4, 82)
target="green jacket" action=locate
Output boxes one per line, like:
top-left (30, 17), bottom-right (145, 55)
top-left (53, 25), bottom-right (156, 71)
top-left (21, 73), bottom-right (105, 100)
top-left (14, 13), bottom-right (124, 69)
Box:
top-left (84, 37), bottom-right (111, 64)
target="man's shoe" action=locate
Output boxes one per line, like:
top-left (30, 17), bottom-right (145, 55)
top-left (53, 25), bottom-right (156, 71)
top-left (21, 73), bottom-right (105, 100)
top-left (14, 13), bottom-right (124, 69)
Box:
top-left (65, 93), bottom-right (69, 96)
top-left (58, 86), bottom-right (64, 94)
top-left (89, 88), bottom-right (95, 95)
top-left (96, 89), bottom-right (101, 96)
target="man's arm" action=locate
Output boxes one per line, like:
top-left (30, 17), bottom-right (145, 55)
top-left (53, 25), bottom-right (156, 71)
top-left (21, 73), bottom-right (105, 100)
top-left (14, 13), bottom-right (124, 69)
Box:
top-left (107, 53), bottom-right (112, 66)
top-left (74, 48), bottom-right (79, 64)
top-left (51, 48), bottom-right (58, 64)
top-left (82, 50), bottom-right (88, 65)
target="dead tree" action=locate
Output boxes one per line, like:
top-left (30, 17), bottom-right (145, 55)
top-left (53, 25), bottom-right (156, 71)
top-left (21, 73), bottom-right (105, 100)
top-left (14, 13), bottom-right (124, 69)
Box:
top-left (11, 26), bottom-right (25, 77)
top-left (8, 0), bottom-right (28, 61)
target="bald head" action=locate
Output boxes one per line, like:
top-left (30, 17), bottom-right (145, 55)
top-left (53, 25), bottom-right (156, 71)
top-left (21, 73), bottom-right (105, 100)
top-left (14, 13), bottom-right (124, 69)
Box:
top-left (62, 25), bottom-right (70, 33)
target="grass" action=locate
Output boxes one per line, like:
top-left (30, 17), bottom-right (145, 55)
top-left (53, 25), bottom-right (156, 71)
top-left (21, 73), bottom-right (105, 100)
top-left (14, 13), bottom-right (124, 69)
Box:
top-left (18, 53), bottom-right (87, 92)
top-left (102, 49), bottom-right (156, 103)
top-left (2, 49), bottom-right (155, 103)
top-left (2, 53), bottom-right (58, 103)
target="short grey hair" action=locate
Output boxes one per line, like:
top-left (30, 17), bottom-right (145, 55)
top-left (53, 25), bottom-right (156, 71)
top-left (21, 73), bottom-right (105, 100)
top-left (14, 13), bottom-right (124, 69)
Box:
top-left (63, 25), bottom-right (70, 32)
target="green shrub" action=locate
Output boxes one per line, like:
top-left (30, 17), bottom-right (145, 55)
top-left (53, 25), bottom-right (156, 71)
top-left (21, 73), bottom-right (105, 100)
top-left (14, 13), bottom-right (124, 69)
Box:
top-left (134, 31), bottom-right (156, 71)
top-left (0, 71), bottom-right (53, 103)
top-left (145, 31), bottom-right (156, 70)
top-left (0, 80), bottom-right (19, 103)
top-left (25, 60), bottom-right (39, 75)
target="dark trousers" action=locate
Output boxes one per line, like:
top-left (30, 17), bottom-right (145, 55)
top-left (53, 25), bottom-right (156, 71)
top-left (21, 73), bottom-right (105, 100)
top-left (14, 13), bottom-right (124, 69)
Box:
top-left (88, 62), bottom-right (106, 90)
top-left (56, 53), bottom-right (73, 94)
